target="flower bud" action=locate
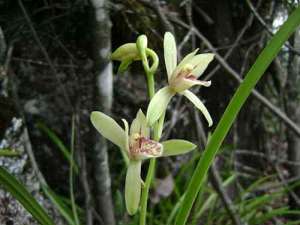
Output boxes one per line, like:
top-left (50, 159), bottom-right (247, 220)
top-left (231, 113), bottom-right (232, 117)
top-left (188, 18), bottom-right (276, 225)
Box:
top-left (111, 43), bottom-right (140, 61)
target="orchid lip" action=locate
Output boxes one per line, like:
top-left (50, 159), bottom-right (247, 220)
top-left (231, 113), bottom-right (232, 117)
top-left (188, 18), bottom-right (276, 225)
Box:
top-left (129, 134), bottom-right (163, 159)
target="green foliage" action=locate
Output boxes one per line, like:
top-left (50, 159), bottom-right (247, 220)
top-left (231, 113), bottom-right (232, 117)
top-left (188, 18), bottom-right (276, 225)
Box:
top-left (0, 166), bottom-right (55, 225)
top-left (42, 185), bottom-right (79, 225)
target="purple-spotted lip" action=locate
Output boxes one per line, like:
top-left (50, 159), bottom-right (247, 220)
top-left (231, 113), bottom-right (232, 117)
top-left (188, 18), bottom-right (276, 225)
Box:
top-left (129, 136), bottom-right (162, 159)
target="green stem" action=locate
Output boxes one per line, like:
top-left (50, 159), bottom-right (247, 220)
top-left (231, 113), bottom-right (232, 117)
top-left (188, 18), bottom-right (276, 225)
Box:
top-left (174, 6), bottom-right (300, 225)
top-left (146, 72), bottom-right (155, 99)
top-left (139, 46), bottom-right (160, 225)
top-left (140, 158), bottom-right (156, 225)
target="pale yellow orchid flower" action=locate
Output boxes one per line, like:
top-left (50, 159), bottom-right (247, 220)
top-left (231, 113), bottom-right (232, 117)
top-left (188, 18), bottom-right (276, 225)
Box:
top-left (90, 110), bottom-right (196, 215)
top-left (147, 32), bottom-right (214, 127)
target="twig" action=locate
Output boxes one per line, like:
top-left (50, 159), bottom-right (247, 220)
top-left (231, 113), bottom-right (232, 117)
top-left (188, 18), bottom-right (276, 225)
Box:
top-left (204, 1), bottom-right (257, 81)
top-left (235, 149), bottom-right (300, 166)
top-left (0, 26), bottom-right (7, 64)
top-left (76, 113), bottom-right (94, 225)
top-left (209, 163), bottom-right (242, 225)
top-left (138, 0), bottom-right (175, 33)
top-left (275, 164), bottom-right (300, 206)
top-left (162, 97), bottom-right (185, 140)
top-left (18, 0), bottom-right (73, 110)
top-left (185, 0), bottom-right (195, 49)
top-left (12, 57), bottom-right (79, 68)
top-left (192, 2), bottom-right (214, 25)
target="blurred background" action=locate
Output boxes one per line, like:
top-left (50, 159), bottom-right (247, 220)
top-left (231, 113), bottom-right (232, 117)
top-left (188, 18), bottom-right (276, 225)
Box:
top-left (0, 0), bottom-right (300, 224)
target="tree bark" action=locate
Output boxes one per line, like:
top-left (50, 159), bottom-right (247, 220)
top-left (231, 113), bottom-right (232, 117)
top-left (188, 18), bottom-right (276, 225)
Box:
top-left (286, 27), bottom-right (300, 210)
top-left (89, 0), bottom-right (115, 225)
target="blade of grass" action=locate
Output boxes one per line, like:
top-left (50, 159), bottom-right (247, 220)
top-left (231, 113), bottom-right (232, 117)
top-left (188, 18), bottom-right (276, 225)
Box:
top-left (175, 6), bottom-right (300, 225)
top-left (0, 166), bottom-right (55, 225)
top-left (193, 174), bottom-right (236, 222)
top-left (252, 207), bottom-right (299, 225)
top-left (70, 115), bottom-right (80, 225)
top-left (42, 185), bottom-right (77, 225)
top-left (36, 122), bottom-right (79, 174)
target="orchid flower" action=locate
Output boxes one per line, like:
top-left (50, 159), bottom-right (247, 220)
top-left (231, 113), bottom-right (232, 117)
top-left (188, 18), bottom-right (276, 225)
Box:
top-left (147, 32), bottom-right (214, 127)
top-left (90, 110), bottom-right (196, 215)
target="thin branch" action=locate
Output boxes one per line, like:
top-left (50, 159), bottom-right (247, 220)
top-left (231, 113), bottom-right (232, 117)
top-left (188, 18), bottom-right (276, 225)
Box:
top-left (138, 0), bottom-right (175, 33)
top-left (12, 57), bottom-right (79, 68)
top-left (275, 165), bottom-right (300, 206)
top-left (192, 2), bottom-right (214, 25)
top-left (18, 0), bottom-right (73, 110)
top-left (75, 113), bottom-right (94, 225)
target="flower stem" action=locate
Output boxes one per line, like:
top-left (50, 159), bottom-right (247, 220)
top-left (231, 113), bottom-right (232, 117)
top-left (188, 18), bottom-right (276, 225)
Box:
top-left (137, 39), bottom-right (161, 225)
top-left (140, 69), bottom-right (157, 225)
top-left (146, 72), bottom-right (155, 100)
top-left (140, 158), bottom-right (156, 225)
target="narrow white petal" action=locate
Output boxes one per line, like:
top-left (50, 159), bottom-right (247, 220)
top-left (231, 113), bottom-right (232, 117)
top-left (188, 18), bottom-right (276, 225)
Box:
top-left (190, 53), bottom-right (214, 78)
top-left (183, 90), bottom-right (213, 127)
top-left (164, 32), bottom-right (177, 80)
top-left (125, 160), bottom-right (142, 215)
top-left (90, 111), bottom-right (126, 148)
top-left (146, 86), bottom-right (175, 126)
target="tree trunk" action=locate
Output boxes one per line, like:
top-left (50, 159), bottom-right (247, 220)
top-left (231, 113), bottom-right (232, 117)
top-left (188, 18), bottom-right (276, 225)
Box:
top-left (89, 0), bottom-right (116, 225)
top-left (286, 28), bottom-right (300, 210)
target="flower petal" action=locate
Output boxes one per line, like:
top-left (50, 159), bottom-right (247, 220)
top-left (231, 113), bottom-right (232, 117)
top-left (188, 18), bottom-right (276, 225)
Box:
top-left (125, 160), bottom-right (142, 215)
top-left (182, 90), bottom-right (213, 127)
top-left (173, 49), bottom-right (198, 78)
top-left (161, 139), bottom-right (196, 157)
top-left (164, 32), bottom-right (177, 80)
top-left (130, 109), bottom-right (150, 138)
top-left (90, 111), bottom-right (126, 149)
top-left (146, 86), bottom-right (175, 126)
top-left (189, 53), bottom-right (214, 78)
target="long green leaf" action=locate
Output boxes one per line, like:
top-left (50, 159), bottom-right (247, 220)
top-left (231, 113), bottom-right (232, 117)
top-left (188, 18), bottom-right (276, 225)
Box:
top-left (42, 185), bottom-right (77, 225)
top-left (0, 166), bottom-right (55, 225)
top-left (175, 6), bottom-right (300, 225)
top-left (70, 115), bottom-right (80, 225)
